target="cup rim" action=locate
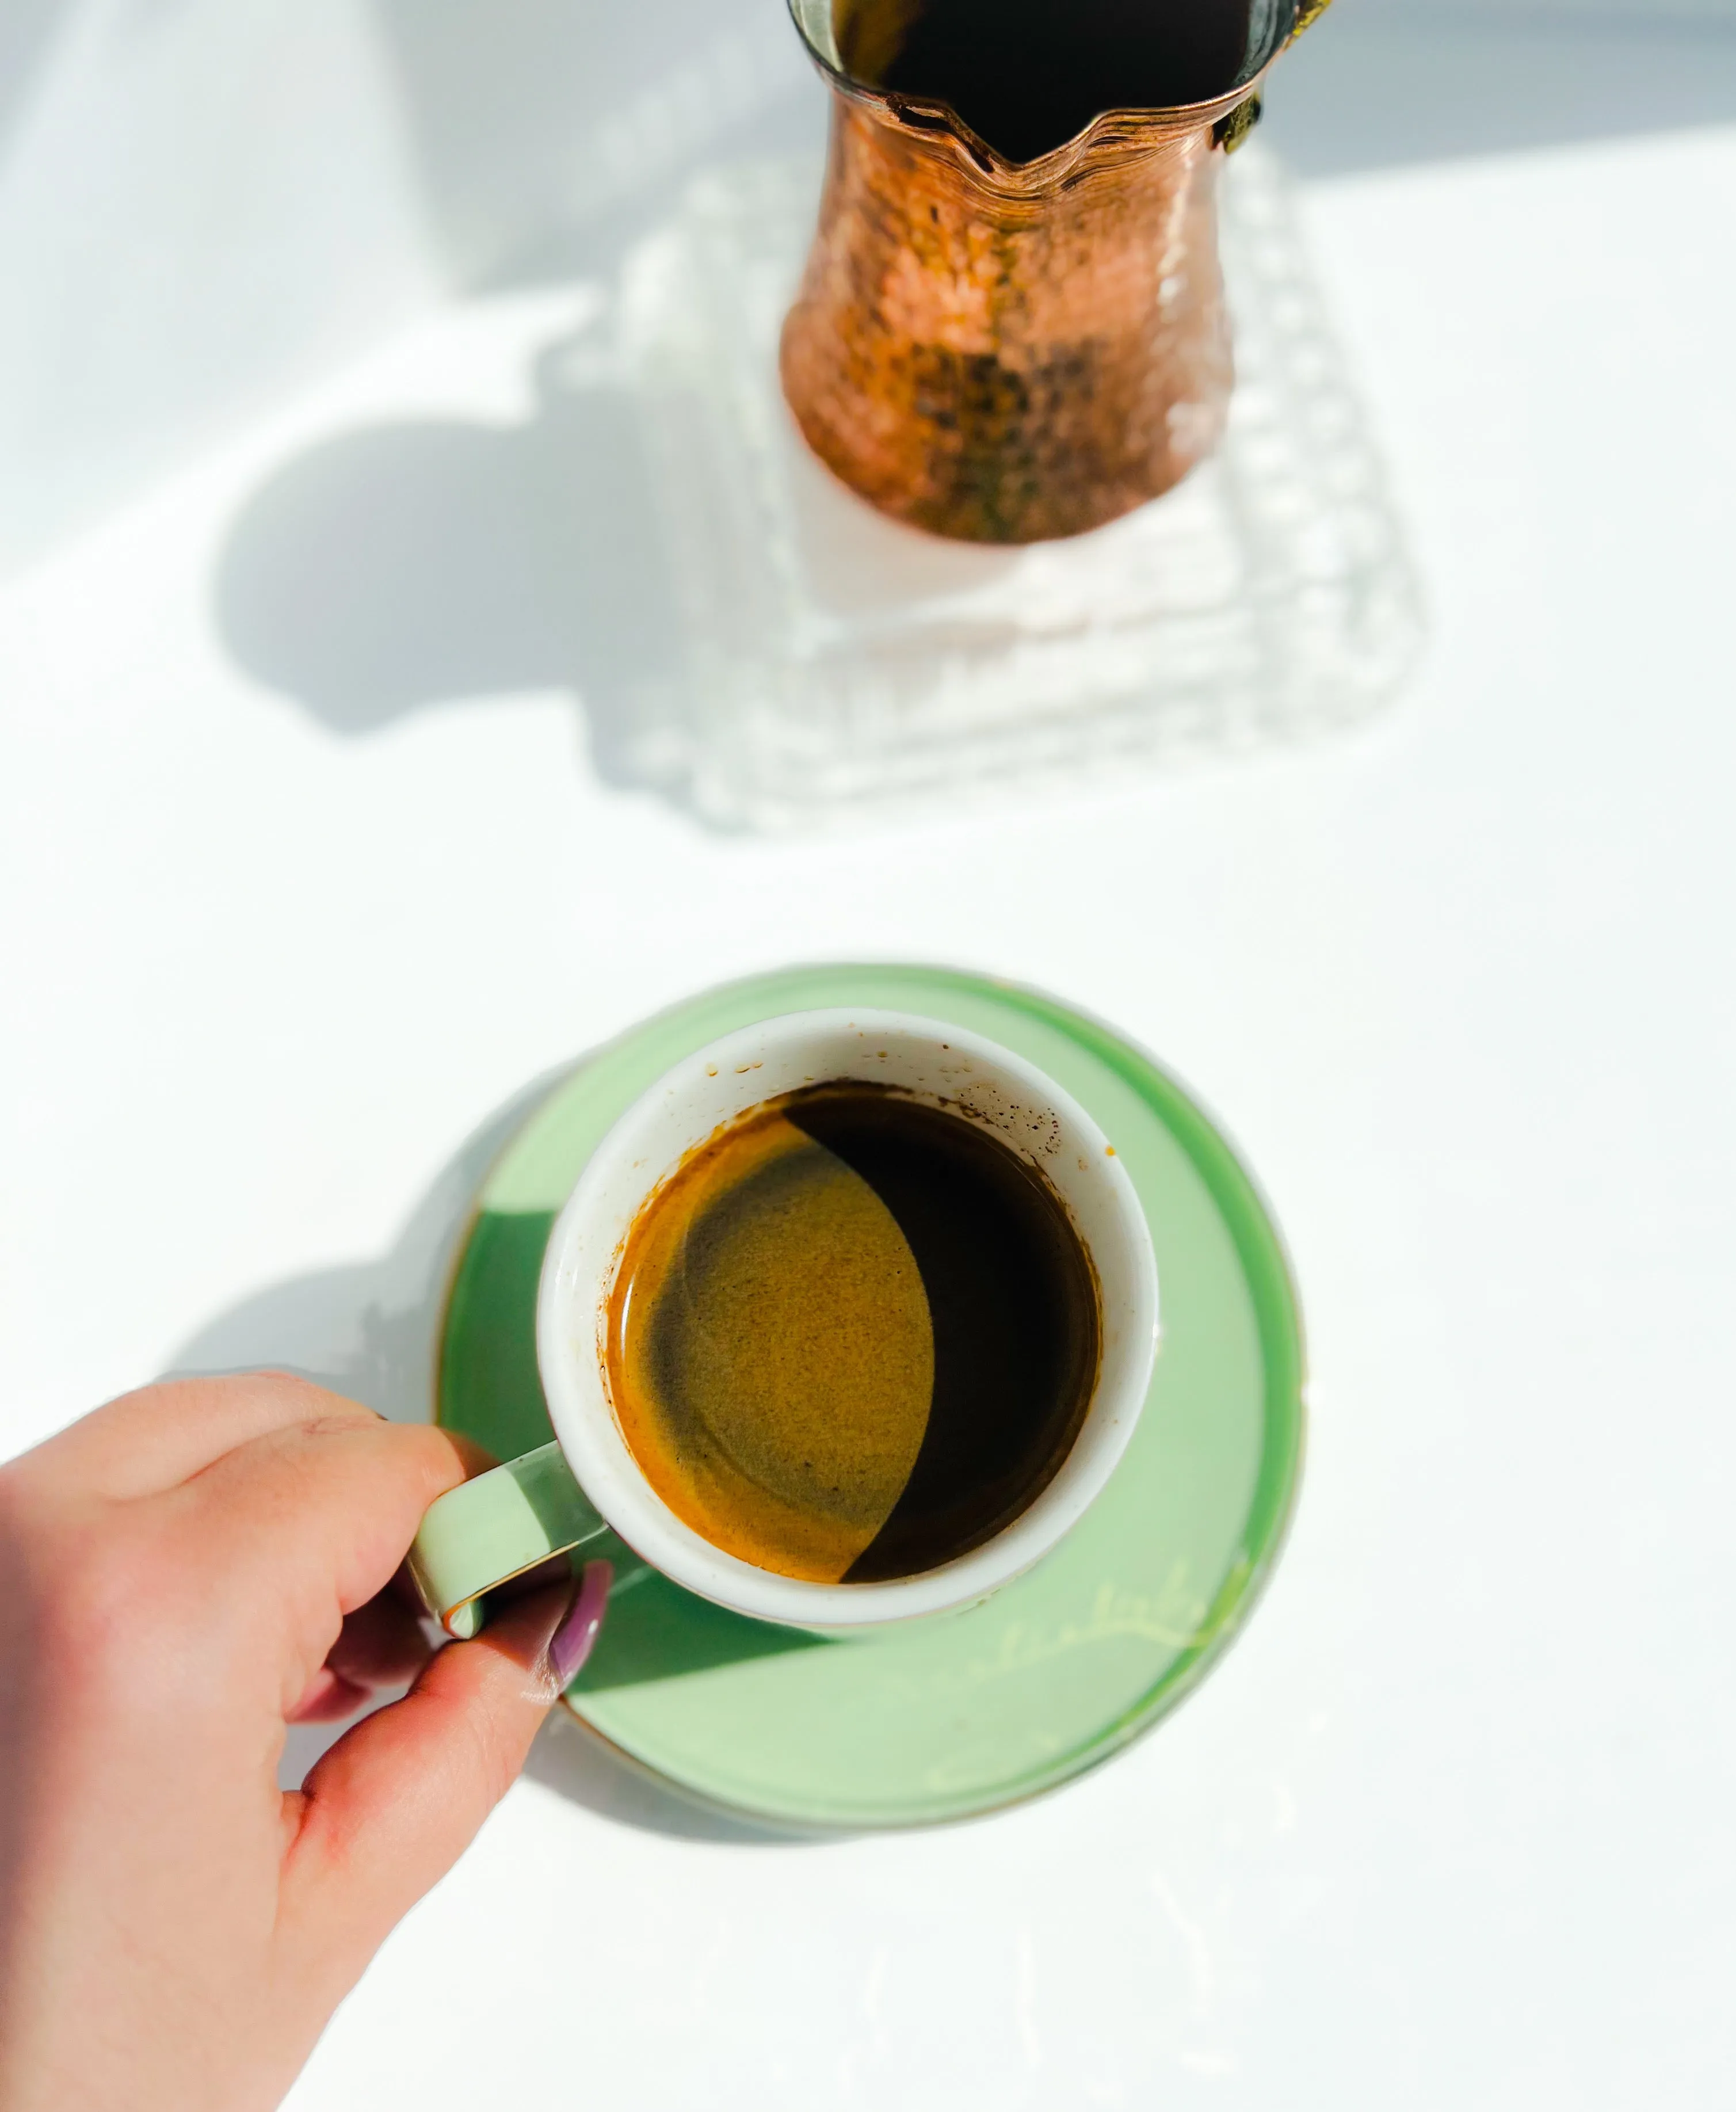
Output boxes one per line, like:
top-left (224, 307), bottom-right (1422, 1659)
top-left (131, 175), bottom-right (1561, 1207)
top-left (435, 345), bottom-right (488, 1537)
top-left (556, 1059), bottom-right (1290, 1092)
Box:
top-left (536, 1008), bottom-right (1159, 1629)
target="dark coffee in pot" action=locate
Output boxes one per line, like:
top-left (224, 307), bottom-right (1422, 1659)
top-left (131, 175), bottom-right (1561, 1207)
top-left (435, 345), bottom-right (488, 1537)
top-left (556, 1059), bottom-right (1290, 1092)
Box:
top-left (835, 0), bottom-right (1290, 164)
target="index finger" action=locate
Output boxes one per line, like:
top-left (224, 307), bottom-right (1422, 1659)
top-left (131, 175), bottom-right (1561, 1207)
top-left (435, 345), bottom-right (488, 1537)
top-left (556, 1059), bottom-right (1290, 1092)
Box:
top-left (177, 1413), bottom-right (480, 1636)
top-left (13, 1372), bottom-right (388, 1502)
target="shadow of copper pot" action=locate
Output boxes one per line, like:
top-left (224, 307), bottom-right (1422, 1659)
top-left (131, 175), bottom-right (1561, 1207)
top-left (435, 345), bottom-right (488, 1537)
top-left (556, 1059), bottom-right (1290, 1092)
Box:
top-left (780, 0), bottom-right (1332, 544)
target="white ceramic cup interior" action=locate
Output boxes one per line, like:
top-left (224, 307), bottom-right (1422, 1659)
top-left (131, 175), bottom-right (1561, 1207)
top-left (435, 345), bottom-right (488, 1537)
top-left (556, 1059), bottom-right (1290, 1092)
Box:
top-left (536, 1009), bottom-right (1159, 1630)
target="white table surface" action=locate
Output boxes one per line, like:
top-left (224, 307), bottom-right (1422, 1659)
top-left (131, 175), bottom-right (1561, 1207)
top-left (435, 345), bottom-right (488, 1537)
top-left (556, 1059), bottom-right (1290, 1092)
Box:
top-left (3, 125), bottom-right (1734, 2109)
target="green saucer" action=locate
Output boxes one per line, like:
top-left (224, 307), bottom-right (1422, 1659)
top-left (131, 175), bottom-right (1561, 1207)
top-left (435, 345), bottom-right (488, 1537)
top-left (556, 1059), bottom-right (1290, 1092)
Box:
top-left (438, 966), bottom-right (1304, 1829)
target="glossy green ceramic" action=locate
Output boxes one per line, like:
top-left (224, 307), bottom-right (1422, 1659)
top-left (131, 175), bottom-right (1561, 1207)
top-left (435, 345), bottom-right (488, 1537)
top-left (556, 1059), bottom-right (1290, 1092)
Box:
top-left (438, 966), bottom-right (1304, 1829)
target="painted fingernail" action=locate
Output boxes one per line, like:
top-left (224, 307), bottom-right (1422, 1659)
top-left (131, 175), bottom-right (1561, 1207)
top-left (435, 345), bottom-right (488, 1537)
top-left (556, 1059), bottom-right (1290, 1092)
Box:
top-left (547, 1559), bottom-right (613, 1690)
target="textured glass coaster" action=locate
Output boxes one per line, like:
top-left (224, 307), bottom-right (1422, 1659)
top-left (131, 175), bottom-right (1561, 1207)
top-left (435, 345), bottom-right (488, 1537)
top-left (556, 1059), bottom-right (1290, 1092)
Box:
top-left (569, 143), bottom-right (1420, 830)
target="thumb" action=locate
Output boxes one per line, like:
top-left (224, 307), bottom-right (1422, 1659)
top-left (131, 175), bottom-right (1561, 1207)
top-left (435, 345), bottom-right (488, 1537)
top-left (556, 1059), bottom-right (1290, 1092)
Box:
top-left (280, 1564), bottom-right (608, 1976)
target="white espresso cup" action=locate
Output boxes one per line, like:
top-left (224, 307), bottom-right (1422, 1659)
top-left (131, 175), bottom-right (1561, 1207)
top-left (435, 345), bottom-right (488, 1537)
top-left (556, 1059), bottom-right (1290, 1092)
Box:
top-left (410, 1010), bottom-right (1159, 1638)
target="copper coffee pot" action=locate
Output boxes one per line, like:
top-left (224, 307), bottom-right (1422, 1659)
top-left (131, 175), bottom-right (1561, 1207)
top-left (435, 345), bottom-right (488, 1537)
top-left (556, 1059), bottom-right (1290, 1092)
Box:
top-left (781, 0), bottom-right (1333, 544)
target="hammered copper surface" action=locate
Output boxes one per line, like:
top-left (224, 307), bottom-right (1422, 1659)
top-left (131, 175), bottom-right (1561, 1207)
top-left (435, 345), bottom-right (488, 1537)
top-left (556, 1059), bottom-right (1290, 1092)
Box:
top-left (780, 2), bottom-right (1337, 545)
top-left (782, 96), bottom-right (1245, 543)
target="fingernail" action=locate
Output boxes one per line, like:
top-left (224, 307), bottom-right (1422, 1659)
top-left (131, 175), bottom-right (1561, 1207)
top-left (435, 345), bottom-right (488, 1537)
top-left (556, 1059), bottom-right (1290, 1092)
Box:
top-left (547, 1559), bottom-right (613, 1691)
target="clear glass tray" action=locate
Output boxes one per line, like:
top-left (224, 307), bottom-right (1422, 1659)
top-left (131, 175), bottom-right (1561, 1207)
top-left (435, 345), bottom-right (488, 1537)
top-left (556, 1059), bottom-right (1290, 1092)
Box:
top-left (546, 143), bottom-right (1421, 832)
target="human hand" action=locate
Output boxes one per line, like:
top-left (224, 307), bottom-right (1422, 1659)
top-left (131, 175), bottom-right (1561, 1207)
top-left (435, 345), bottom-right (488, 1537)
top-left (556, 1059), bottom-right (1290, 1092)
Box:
top-left (0, 1374), bottom-right (581, 2112)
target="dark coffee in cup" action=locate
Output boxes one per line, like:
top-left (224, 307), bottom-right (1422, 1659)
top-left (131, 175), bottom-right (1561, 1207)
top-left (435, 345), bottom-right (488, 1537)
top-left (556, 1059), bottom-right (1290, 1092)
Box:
top-left (605, 1081), bottom-right (1101, 1584)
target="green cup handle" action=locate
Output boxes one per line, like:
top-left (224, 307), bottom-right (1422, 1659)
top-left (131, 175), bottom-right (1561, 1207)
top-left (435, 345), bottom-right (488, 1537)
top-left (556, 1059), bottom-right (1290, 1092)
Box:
top-left (409, 1441), bottom-right (611, 1640)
